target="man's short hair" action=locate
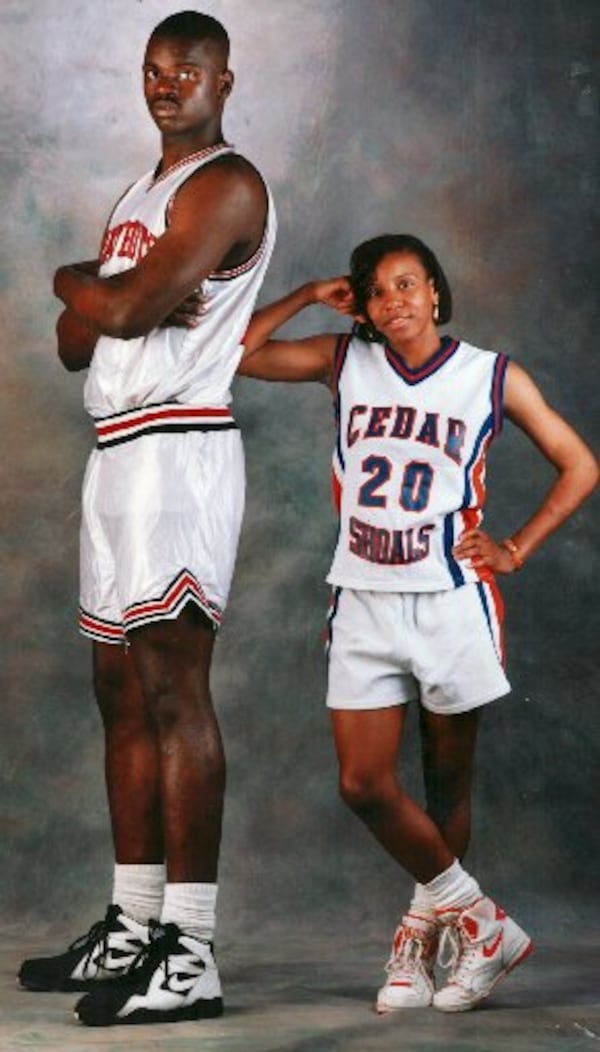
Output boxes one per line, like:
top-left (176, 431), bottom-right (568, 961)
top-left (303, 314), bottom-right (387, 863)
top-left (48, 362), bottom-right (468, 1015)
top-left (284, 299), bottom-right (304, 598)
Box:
top-left (150, 11), bottom-right (230, 61)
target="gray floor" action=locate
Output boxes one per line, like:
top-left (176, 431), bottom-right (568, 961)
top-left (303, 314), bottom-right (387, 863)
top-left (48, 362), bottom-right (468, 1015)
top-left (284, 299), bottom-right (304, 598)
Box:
top-left (1, 931), bottom-right (599, 1052)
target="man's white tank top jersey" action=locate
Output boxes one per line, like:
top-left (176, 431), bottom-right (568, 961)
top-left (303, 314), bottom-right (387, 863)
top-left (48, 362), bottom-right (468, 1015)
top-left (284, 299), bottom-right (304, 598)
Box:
top-left (78, 144), bottom-right (275, 643)
top-left (84, 142), bottom-right (276, 435)
top-left (327, 331), bottom-right (508, 593)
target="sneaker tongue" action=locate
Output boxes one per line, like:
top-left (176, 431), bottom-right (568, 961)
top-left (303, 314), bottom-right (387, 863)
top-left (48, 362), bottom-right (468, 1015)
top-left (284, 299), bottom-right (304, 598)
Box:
top-left (400, 914), bottom-right (436, 937)
top-left (149, 920), bottom-right (167, 942)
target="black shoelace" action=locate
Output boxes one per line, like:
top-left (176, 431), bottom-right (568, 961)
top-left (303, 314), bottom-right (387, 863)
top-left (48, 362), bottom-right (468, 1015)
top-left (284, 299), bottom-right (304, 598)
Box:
top-left (67, 904), bottom-right (123, 971)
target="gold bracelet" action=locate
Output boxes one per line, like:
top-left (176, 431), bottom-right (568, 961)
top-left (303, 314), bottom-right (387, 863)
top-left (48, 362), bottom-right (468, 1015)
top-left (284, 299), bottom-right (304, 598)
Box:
top-left (501, 537), bottom-right (524, 572)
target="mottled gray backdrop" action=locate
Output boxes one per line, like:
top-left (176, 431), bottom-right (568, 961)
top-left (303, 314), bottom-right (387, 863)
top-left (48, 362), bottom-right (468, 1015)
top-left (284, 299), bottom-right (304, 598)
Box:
top-left (1, 0), bottom-right (598, 945)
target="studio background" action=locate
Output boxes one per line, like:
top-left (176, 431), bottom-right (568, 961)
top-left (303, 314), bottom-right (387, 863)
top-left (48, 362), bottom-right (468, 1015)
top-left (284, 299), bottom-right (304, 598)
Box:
top-left (1, 0), bottom-right (598, 950)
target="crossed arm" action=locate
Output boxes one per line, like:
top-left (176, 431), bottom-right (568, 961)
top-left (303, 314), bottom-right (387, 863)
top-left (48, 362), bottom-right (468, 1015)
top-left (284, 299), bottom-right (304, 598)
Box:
top-left (55, 157), bottom-right (267, 370)
top-left (56, 261), bottom-right (101, 371)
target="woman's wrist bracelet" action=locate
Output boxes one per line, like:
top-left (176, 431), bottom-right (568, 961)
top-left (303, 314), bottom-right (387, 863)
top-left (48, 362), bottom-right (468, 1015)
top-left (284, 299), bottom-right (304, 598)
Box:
top-left (501, 537), bottom-right (524, 571)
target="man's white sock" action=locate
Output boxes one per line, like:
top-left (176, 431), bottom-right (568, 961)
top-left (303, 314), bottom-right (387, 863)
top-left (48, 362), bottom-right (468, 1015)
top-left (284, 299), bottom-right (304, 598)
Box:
top-left (161, 882), bottom-right (217, 942)
top-left (112, 862), bottom-right (165, 925)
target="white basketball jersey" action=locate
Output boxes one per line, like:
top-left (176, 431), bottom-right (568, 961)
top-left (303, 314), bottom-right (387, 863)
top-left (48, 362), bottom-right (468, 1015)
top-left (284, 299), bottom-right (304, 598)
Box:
top-left (84, 143), bottom-right (276, 418)
top-left (327, 333), bottom-right (508, 592)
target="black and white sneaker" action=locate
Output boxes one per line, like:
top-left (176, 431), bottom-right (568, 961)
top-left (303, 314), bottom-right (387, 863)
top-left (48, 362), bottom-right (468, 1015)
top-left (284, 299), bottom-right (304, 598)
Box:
top-left (75, 921), bottom-right (223, 1026)
top-left (18, 904), bottom-right (149, 992)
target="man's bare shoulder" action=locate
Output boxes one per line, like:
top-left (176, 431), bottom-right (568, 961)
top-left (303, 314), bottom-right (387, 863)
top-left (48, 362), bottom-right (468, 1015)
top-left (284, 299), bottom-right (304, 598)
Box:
top-left (168, 151), bottom-right (267, 266)
top-left (181, 150), bottom-right (266, 204)
top-left (213, 151), bottom-right (265, 180)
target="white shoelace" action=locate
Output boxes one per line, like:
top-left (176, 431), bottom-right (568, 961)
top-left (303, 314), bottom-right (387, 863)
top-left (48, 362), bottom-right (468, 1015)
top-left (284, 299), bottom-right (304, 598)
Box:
top-left (437, 925), bottom-right (461, 974)
top-left (385, 935), bottom-right (428, 977)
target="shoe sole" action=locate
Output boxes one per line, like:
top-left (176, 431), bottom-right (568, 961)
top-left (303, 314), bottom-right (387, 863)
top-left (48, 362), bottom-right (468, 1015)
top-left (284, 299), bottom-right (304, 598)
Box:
top-left (18, 976), bottom-right (99, 993)
top-left (376, 998), bottom-right (433, 1013)
top-left (76, 996), bottom-right (224, 1027)
top-left (376, 984), bottom-right (434, 1013)
top-left (434, 938), bottom-right (534, 1013)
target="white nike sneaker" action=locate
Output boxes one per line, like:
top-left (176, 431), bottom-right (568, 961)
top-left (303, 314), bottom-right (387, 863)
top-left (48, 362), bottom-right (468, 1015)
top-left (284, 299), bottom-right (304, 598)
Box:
top-left (376, 913), bottom-right (438, 1012)
top-left (75, 921), bottom-right (223, 1026)
top-left (433, 896), bottom-right (533, 1012)
top-left (18, 904), bottom-right (149, 991)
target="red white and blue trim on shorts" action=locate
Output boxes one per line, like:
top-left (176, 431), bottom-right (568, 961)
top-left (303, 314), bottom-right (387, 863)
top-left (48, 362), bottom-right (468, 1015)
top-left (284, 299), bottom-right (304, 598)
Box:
top-left (93, 403), bottom-right (238, 449)
top-left (79, 569), bottom-right (223, 644)
top-left (324, 586), bottom-right (343, 657)
top-left (475, 578), bottom-right (506, 666)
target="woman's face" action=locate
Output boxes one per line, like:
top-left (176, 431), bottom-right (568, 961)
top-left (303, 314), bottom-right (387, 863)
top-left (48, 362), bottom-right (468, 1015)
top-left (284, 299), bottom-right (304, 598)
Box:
top-left (363, 251), bottom-right (438, 350)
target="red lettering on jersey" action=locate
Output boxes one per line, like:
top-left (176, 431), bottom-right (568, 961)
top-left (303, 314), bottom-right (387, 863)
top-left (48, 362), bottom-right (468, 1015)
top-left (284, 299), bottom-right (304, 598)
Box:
top-left (444, 418), bottom-right (467, 464)
top-left (347, 405), bottom-right (367, 447)
top-left (365, 406), bottom-right (392, 438)
top-left (348, 516), bottom-right (434, 566)
top-left (416, 412), bottom-right (440, 448)
top-left (100, 221), bottom-right (157, 265)
top-left (390, 406), bottom-right (416, 439)
top-left (346, 402), bottom-right (466, 465)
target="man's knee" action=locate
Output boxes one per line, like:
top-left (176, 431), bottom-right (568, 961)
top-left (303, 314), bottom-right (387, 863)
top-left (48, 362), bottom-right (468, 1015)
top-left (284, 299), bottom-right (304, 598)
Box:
top-left (132, 649), bottom-right (213, 736)
top-left (93, 644), bottom-right (136, 724)
top-left (143, 680), bottom-right (189, 735)
top-left (129, 615), bottom-right (214, 730)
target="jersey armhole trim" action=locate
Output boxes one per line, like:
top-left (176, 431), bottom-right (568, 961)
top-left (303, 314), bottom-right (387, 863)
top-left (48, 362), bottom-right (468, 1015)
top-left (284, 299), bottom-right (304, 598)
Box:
top-left (491, 353), bottom-right (509, 437)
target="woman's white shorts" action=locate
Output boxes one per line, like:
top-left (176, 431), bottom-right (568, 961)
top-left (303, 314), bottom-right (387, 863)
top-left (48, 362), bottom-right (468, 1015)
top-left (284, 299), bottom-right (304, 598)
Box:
top-left (326, 583), bottom-right (510, 714)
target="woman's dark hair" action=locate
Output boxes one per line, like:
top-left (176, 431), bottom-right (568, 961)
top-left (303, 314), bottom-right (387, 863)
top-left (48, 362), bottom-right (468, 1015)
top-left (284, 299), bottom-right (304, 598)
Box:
top-left (349, 233), bottom-right (452, 342)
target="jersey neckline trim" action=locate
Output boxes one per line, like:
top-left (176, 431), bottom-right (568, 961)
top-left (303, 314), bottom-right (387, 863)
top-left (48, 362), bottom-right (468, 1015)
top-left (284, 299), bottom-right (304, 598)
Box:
top-left (384, 335), bottom-right (459, 385)
top-left (149, 141), bottom-right (234, 190)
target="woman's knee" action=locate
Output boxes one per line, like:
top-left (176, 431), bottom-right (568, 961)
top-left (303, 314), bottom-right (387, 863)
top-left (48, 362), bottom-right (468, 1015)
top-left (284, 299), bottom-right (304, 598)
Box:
top-left (338, 767), bottom-right (394, 815)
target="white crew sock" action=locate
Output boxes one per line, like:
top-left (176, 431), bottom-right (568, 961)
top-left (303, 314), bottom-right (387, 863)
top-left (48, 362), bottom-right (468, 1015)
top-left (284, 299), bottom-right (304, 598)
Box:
top-left (112, 863), bottom-right (165, 925)
top-left (408, 882), bottom-right (436, 919)
top-left (424, 860), bottom-right (482, 912)
top-left (161, 882), bottom-right (218, 942)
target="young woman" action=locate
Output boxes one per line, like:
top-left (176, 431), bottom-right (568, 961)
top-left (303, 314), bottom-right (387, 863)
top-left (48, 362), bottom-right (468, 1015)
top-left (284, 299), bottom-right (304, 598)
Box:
top-left (238, 234), bottom-right (597, 1013)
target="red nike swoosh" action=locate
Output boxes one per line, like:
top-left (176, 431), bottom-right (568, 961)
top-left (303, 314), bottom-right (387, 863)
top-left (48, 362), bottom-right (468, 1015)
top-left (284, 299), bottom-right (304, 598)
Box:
top-left (482, 932), bottom-right (503, 958)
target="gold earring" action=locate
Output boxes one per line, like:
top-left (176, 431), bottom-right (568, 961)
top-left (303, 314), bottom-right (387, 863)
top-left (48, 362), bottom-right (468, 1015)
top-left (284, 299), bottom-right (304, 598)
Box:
top-left (433, 300), bottom-right (440, 322)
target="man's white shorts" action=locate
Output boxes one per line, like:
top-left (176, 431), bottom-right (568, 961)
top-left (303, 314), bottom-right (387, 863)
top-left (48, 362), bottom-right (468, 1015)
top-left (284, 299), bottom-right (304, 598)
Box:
top-left (79, 429), bottom-right (245, 643)
top-left (326, 583), bottom-right (510, 714)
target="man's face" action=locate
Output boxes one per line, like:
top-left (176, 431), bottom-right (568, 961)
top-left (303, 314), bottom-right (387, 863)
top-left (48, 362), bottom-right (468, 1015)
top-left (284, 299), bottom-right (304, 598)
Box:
top-left (143, 34), bottom-right (232, 136)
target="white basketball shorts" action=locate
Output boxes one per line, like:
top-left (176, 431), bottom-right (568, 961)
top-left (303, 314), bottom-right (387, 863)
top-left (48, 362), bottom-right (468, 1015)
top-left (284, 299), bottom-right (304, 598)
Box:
top-left (326, 583), bottom-right (510, 714)
top-left (79, 425), bottom-right (245, 643)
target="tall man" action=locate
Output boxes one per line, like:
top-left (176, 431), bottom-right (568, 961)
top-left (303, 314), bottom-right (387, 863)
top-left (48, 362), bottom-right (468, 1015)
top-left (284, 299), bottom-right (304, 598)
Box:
top-left (18, 11), bottom-right (276, 1027)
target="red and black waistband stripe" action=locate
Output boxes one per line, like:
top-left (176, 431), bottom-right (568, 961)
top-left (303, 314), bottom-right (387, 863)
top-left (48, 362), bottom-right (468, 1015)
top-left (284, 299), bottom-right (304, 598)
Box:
top-left (94, 405), bottom-right (238, 449)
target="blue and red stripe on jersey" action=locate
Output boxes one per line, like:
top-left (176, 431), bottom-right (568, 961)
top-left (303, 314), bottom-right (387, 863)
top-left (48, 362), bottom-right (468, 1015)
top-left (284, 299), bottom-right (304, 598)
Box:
top-left (442, 354), bottom-right (508, 586)
top-left (331, 331), bottom-right (352, 509)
